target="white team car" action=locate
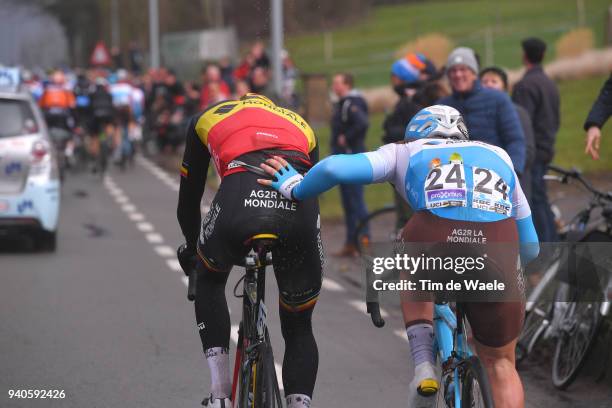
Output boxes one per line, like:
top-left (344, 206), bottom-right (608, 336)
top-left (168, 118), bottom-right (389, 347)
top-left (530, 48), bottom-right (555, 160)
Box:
top-left (0, 90), bottom-right (60, 251)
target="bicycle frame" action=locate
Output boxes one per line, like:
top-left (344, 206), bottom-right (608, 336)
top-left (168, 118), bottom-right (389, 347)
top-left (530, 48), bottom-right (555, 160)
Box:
top-left (231, 238), bottom-right (283, 408)
top-left (367, 292), bottom-right (487, 407)
top-left (434, 302), bottom-right (475, 408)
top-left (232, 247), bottom-right (269, 404)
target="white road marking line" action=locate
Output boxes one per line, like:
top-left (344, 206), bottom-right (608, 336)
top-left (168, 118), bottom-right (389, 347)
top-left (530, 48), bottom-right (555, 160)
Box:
top-left (136, 155), bottom-right (181, 191)
top-left (347, 299), bottom-right (389, 318)
top-left (394, 329), bottom-right (408, 342)
top-left (153, 171), bottom-right (171, 178)
top-left (167, 259), bottom-right (182, 273)
top-left (275, 363), bottom-right (284, 390)
top-left (121, 204), bottom-right (137, 213)
top-left (136, 222), bottom-right (154, 232)
top-left (104, 175), bottom-right (187, 294)
top-left (154, 245), bottom-right (175, 257)
top-left (322, 277), bottom-right (345, 292)
top-left (231, 324), bottom-right (239, 345)
top-left (128, 212), bottom-right (145, 221)
top-left (146, 233), bottom-right (164, 243)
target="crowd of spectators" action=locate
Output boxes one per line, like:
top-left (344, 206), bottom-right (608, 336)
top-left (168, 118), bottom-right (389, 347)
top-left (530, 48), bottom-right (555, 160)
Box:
top-left (20, 40), bottom-right (299, 158)
top-left (331, 38), bottom-right (567, 254)
top-left (20, 35), bottom-right (607, 255)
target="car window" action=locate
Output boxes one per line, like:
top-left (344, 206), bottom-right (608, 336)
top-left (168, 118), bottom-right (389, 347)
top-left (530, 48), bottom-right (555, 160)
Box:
top-left (0, 98), bottom-right (38, 138)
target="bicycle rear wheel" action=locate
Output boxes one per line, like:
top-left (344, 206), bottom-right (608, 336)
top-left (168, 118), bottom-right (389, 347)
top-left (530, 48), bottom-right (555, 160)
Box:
top-left (551, 299), bottom-right (602, 389)
top-left (458, 356), bottom-right (494, 408)
top-left (237, 349), bottom-right (254, 408)
top-left (237, 338), bottom-right (283, 408)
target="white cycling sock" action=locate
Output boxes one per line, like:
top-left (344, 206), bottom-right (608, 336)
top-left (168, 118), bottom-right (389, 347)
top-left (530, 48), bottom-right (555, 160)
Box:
top-left (413, 361), bottom-right (437, 384)
top-left (406, 323), bottom-right (435, 367)
top-left (407, 362), bottom-right (438, 408)
top-left (205, 347), bottom-right (231, 399)
top-left (286, 394), bottom-right (312, 408)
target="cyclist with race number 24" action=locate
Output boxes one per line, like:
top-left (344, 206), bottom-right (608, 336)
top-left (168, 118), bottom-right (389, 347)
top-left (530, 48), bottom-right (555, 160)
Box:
top-left (259, 105), bottom-right (540, 408)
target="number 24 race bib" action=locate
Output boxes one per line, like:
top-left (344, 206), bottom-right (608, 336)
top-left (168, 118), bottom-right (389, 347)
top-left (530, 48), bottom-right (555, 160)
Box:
top-left (424, 162), bottom-right (467, 209)
top-left (424, 163), bottom-right (512, 216)
top-left (472, 167), bottom-right (512, 216)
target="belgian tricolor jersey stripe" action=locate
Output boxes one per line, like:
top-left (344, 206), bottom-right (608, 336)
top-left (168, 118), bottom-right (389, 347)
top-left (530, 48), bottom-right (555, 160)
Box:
top-left (180, 162), bottom-right (189, 178)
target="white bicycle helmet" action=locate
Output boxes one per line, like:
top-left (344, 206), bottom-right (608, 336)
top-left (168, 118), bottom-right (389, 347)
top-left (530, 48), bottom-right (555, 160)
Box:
top-left (404, 104), bottom-right (470, 141)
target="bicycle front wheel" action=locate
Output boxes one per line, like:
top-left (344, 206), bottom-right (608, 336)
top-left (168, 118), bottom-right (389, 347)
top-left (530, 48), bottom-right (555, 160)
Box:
top-left (458, 356), bottom-right (494, 408)
top-left (551, 299), bottom-right (602, 390)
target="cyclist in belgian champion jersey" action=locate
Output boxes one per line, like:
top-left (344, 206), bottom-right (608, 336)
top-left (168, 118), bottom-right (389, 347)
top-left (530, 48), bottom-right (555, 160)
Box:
top-left (259, 105), bottom-right (539, 408)
top-left (177, 94), bottom-right (323, 408)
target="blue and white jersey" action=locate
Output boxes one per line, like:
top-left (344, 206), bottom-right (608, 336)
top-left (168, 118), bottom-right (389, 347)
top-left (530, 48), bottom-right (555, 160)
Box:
top-left (363, 139), bottom-right (530, 222)
top-left (110, 82), bottom-right (134, 107)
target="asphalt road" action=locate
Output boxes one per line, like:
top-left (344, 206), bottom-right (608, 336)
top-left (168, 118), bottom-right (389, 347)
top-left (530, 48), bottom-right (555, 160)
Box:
top-left (1, 156), bottom-right (611, 407)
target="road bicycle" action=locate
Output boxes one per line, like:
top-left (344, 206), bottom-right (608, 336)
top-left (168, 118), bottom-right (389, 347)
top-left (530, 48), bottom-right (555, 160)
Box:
top-left (179, 234), bottom-right (284, 408)
top-left (515, 165), bottom-right (612, 389)
top-left (367, 298), bottom-right (494, 407)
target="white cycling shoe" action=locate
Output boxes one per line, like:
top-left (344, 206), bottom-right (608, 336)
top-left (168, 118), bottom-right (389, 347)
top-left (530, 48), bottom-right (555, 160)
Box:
top-left (202, 394), bottom-right (231, 408)
top-left (407, 362), bottom-right (439, 408)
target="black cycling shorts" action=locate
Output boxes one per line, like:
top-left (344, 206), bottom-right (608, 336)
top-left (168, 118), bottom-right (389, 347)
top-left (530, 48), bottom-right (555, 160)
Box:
top-left (197, 165), bottom-right (324, 312)
top-left (401, 210), bottom-right (525, 348)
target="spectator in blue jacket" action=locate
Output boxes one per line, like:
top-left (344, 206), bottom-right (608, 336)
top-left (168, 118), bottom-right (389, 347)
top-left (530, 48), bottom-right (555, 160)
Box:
top-left (330, 72), bottom-right (369, 257)
top-left (480, 66), bottom-right (536, 203)
top-left (438, 47), bottom-right (526, 174)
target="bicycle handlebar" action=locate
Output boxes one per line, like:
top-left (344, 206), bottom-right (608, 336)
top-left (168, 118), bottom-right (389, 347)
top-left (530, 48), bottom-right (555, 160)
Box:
top-left (177, 244), bottom-right (198, 302)
top-left (186, 269), bottom-right (197, 301)
top-left (548, 164), bottom-right (612, 201)
top-left (366, 301), bottom-right (386, 328)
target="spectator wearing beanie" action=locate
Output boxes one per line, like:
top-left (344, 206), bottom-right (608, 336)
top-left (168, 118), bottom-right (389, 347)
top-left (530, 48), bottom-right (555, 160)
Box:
top-left (480, 66), bottom-right (536, 203)
top-left (383, 53), bottom-right (428, 144)
top-left (512, 37), bottom-right (560, 243)
top-left (383, 53), bottom-right (436, 229)
top-left (438, 47), bottom-right (526, 174)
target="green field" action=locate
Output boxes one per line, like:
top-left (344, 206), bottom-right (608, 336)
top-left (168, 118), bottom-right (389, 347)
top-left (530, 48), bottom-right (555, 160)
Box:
top-left (314, 74), bottom-right (612, 219)
top-left (286, 0), bottom-right (611, 88)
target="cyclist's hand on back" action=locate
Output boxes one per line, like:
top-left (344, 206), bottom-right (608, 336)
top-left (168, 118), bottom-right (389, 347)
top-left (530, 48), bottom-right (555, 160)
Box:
top-left (257, 156), bottom-right (303, 200)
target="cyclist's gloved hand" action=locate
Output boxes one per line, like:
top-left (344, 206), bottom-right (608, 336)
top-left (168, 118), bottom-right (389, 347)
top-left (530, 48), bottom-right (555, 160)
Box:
top-left (257, 156), bottom-right (303, 200)
top-left (177, 243), bottom-right (197, 276)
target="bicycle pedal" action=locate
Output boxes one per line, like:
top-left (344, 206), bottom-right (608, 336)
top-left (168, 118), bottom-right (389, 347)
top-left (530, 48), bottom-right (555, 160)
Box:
top-left (417, 379), bottom-right (439, 396)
